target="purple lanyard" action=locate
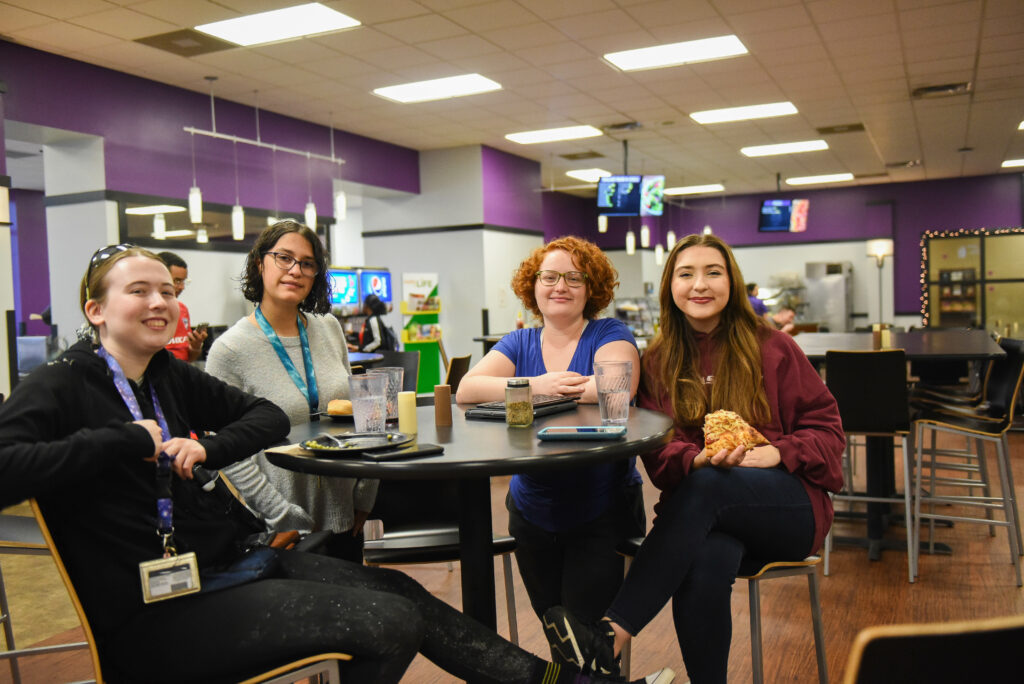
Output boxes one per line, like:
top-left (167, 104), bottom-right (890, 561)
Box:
top-left (97, 348), bottom-right (178, 554)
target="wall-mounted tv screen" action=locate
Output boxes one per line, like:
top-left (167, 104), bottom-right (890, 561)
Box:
top-left (759, 199), bottom-right (809, 233)
top-left (597, 174), bottom-right (665, 216)
top-left (327, 267), bottom-right (360, 316)
top-left (359, 269), bottom-right (393, 307)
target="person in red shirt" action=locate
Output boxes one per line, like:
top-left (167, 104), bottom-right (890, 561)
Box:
top-left (158, 252), bottom-right (207, 362)
top-left (543, 234), bottom-right (844, 683)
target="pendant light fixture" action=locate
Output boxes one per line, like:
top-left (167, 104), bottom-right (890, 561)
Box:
top-left (304, 151), bottom-right (317, 229)
top-left (188, 132), bottom-right (202, 224)
top-left (329, 113), bottom-right (347, 222)
top-left (666, 229), bottom-right (676, 247)
top-left (655, 243), bottom-right (665, 265)
top-left (625, 230), bottom-right (636, 255)
top-left (231, 141), bottom-right (245, 240)
top-left (153, 213), bottom-right (166, 240)
top-left (640, 223), bottom-right (651, 248)
top-left (196, 228), bottom-right (209, 243)
top-left (703, 224), bottom-right (713, 235)
top-left (597, 214), bottom-right (608, 233)
top-left (268, 146), bottom-right (279, 225)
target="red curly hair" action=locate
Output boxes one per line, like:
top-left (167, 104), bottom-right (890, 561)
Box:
top-left (511, 236), bottom-right (618, 320)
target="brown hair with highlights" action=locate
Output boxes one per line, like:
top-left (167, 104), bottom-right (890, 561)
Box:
top-left (510, 236), bottom-right (618, 320)
top-left (79, 245), bottom-right (167, 334)
top-left (241, 220), bottom-right (332, 315)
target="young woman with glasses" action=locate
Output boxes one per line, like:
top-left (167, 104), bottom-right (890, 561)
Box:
top-left (457, 236), bottom-right (646, 665)
top-left (0, 243), bottom-right (674, 684)
top-left (206, 220), bottom-right (376, 562)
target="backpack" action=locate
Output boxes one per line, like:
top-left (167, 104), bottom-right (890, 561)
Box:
top-left (380, 320), bottom-right (399, 351)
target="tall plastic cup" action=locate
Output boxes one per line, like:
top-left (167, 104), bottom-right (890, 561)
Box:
top-left (367, 366), bottom-right (404, 421)
top-left (348, 374), bottom-right (388, 432)
top-left (594, 360), bottom-right (632, 426)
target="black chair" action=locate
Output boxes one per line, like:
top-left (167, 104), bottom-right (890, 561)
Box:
top-left (376, 350), bottom-right (420, 392)
top-left (912, 337), bottom-right (1024, 585)
top-left (842, 613), bottom-right (1024, 684)
top-left (824, 349), bottom-right (914, 582)
top-left (444, 354), bottom-right (472, 394)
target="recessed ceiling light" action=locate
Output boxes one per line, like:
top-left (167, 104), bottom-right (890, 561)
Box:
top-left (604, 35), bottom-right (747, 72)
top-left (785, 173), bottom-right (854, 186)
top-left (664, 184), bottom-right (725, 195)
top-left (566, 168), bottom-right (612, 183)
top-left (373, 73), bottom-right (502, 103)
top-left (690, 102), bottom-right (797, 124)
top-left (505, 125), bottom-right (603, 145)
top-left (741, 140), bottom-right (829, 157)
top-left (195, 3), bottom-right (360, 47)
top-left (125, 205), bottom-right (187, 215)
top-left (1002, 159), bottom-right (1024, 168)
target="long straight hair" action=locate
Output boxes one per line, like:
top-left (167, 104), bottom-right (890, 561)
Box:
top-left (642, 233), bottom-right (771, 426)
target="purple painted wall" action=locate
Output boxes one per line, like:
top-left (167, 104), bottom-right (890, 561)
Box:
top-left (0, 40), bottom-right (419, 213)
top-left (481, 146), bottom-right (542, 231)
top-left (9, 190), bottom-right (50, 335)
top-left (0, 88), bottom-right (6, 175)
top-left (569, 174), bottom-right (1022, 314)
top-left (542, 190), bottom-right (598, 241)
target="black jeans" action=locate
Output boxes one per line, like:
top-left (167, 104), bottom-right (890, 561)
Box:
top-left (606, 467), bottom-right (815, 684)
top-left (102, 549), bottom-right (542, 684)
top-left (507, 483), bottom-right (646, 624)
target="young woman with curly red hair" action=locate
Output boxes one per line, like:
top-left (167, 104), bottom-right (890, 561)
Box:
top-left (458, 236), bottom-right (646, 664)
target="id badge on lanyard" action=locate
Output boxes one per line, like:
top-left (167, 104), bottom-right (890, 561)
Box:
top-left (97, 347), bottom-right (201, 602)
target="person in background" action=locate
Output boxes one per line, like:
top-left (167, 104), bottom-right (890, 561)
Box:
top-left (206, 220), bottom-right (374, 562)
top-left (769, 306), bottom-right (797, 334)
top-left (158, 251), bottom-right (207, 362)
top-left (745, 282), bottom-right (768, 318)
top-left (457, 236), bottom-right (645, 662)
top-left (541, 234), bottom-right (843, 683)
top-left (0, 243), bottom-right (675, 684)
top-left (348, 293), bottom-right (396, 352)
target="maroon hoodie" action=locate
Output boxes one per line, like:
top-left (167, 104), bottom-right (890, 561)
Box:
top-left (637, 327), bottom-right (845, 554)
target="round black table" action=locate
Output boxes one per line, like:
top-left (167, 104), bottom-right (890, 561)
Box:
top-left (266, 403), bottom-right (673, 629)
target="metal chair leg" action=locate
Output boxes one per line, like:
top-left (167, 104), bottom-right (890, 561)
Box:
top-left (619, 555), bottom-right (632, 679)
top-left (501, 553), bottom-right (518, 645)
top-left (748, 578), bottom-right (764, 684)
top-left (993, 439), bottom-right (1023, 587)
top-left (0, 564), bottom-right (22, 684)
top-left (807, 569), bottom-right (829, 684)
top-left (1001, 433), bottom-right (1024, 554)
top-left (899, 435), bottom-right (915, 583)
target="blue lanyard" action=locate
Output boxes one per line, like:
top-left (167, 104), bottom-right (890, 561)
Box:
top-left (97, 347), bottom-right (177, 550)
top-left (254, 306), bottom-right (320, 416)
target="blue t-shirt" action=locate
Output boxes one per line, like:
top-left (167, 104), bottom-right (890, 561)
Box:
top-left (494, 317), bottom-right (642, 532)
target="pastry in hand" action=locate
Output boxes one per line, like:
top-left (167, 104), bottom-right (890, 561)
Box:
top-left (703, 410), bottom-right (769, 453)
top-left (327, 398), bottom-right (353, 415)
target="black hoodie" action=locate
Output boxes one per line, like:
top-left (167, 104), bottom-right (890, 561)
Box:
top-left (0, 341), bottom-right (289, 638)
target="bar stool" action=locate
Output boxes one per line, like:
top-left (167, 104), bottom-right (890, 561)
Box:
top-left (616, 538), bottom-right (828, 684)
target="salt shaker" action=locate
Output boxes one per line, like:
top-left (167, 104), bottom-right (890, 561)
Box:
top-left (505, 378), bottom-right (533, 428)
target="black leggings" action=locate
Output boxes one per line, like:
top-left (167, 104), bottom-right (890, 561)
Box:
top-left (606, 467), bottom-right (815, 684)
top-left (102, 550), bottom-right (541, 684)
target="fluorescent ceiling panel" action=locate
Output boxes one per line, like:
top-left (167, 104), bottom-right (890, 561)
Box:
top-left (160, 230), bottom-right (196, 238)
top-left (506, 125), bottom-right (603, 145)
top-left (1002, 159), bottom-right (1024, 168)
top-left (373, 74), bottom-right (501, 103)
top-left (566, 168), bottom-right (611, 183)
top-left (664, 183), bottom-right (725, 195)
top-left (691, 102), bottom-right (798, 124)
top-left (125, 205), bottom-right (187, 215)
top-left (604, 35), bottom-right (747, 72)
top-left (741, 140), bottom-right (829, 157)
top-left (195, 3), bottom-right (360, 47)
top-left (785, 173), bottom-right (854, 185)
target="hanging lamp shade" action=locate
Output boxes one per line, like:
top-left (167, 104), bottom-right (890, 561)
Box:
top-left (304, 202), bottom-right (317, 230)
top-left (188, 186), bottom-right (203, 224)
top-left (640, 224), bottom-right (650, 248)
top-left (655, 243), bottom-right (665, 265)
top-left (625, 230), bottom-right (636, 255)
top-left (334, 191), bottom-right (347, 222)
top-left (232, 204), bottom-right (245, 240)
top-left (666, 229), bottom-right (676, 247)
top-left (267, 215), bottom-right (278, 226)
top-left (152, 213), bottom-right (166, 240)
top-left (597, 214), bottom-right (608, 233)
top-left (196, 228), bottom-right (209, 244)
top-left (703, 224), bottom-right (713, 235)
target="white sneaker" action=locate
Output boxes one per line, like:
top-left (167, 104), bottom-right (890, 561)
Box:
top-left (632, 667), bottom-right (676, 684)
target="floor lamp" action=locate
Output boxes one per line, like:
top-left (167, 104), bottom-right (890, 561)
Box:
top-left (866, 239), bottom-right (894, 325)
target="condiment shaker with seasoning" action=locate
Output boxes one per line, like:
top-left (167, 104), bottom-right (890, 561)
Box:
top-left (505, 378), bottom-right (533, 428)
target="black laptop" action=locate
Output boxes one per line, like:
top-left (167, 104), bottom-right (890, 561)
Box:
top-left (464, 394), bottom-right (579, 421)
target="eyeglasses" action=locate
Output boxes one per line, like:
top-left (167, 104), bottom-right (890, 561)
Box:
top-left (265, 251), bottom-right (320, 277)
top-left (85, 243), bottom-right (135, 299)
top-left (536, 270), bottom-right (588, 287)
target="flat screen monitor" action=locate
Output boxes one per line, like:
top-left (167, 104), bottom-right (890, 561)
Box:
top-left (597, 174), bottom-right (665, 216)
top-left (359, 269), bottom-right (393, 307)
top-left (759, 199), bottom-right (809, 233)
top-left (327, 267), bottom-right (360, 315)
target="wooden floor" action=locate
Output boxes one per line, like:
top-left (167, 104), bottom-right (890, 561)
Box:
top-left (3, 431), bottom-right (1024, 683)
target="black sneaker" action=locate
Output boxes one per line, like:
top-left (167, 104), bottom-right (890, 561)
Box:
top-left (542, 606), bottom-right (619, 676)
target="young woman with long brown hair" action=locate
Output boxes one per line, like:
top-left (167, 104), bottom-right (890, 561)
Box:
top-left (543, 234), bottom-right (844, 683)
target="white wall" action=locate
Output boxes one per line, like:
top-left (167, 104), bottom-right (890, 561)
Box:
top-left (482, 231), bottom-right (545, 332)
top-left (606, 249), bottom-right (661, 301)
top-left (43, 136), bottom-right (105, 195)
top-left (362, 146), bottom-right (484, 231)
top-left (169, 248), bottom-right (250, 327)
top-left (330, 205), bottom-right (364, 267)
top-left (0, 224), bottom-right (13, 396)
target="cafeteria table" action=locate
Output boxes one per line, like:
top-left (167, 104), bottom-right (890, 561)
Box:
top-left (266, 403), bottom-right (673, 630)
top-left (794, 328), bottom-right (1006, 560)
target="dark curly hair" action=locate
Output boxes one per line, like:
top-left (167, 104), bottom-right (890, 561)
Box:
top-left (241, 220), bottom-right (332, 314)
top-left (511, 236), bottom-right (618, 320)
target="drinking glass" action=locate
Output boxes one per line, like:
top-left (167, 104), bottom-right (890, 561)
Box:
top-left (594, 360), bottom-right (632, 425)
top-left (367, 367), bottom-right (404, 421)
top-left (348, 374), bottom-right (388, 432)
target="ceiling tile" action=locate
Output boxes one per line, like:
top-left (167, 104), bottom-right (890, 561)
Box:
top-left (325, 0), bottom-right (431, 24)
top-left (0, 4), bottom-right (60, 31)
top-left (375, 12), bottom-right (468, 42)
top-left (131, 0), bottom-right (237, 25)
top-left (416, 33), bottom-right (501, 60)
top-left (252, 40), bottom-right (343, 65)
top-left (549, 9), bottom-right (645, 41)
top-left (444, 1), bottom-right (540, 32)
top-left (8, 21), bottom-right (120, 51)
top-left (1, 0), bottom-right (114, 20)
